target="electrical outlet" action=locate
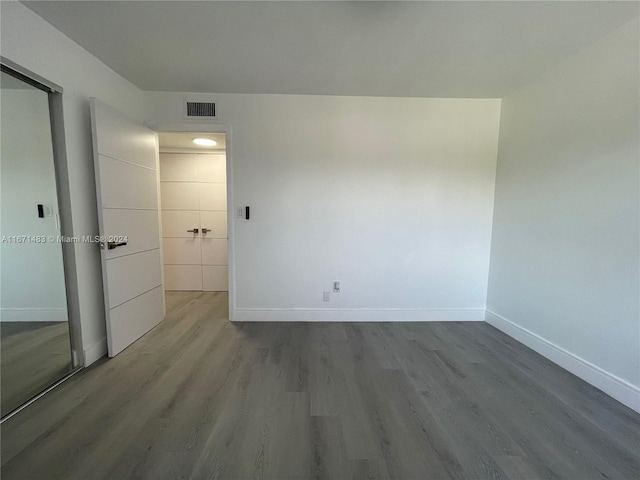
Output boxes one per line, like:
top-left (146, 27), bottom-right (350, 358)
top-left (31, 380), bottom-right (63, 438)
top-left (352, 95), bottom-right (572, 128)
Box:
top-left (237, 207), bottom-right (245, 219)
top-left (333, 281), bottom-right (340, 293)
top-left (323, 291), bottom-right (330, 302)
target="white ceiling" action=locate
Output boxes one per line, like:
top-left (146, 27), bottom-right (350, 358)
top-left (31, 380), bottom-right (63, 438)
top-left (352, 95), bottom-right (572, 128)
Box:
top-left (22, 1), bottom-right (639, 98)
top-left (158, 132), bottom-right (226, 152)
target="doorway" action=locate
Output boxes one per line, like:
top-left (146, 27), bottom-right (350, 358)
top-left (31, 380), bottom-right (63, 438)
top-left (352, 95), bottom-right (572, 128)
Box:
top-left (158, 132), bottom-right (228, 292)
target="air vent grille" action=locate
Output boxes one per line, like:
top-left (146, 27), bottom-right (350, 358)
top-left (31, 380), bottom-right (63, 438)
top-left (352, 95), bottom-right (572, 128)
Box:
top-left (186, 102), bottom-right (216, 118)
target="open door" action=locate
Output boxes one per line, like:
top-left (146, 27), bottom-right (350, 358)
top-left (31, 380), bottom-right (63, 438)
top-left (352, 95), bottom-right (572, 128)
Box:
top-left (90, 98), bottom-right (165, 357)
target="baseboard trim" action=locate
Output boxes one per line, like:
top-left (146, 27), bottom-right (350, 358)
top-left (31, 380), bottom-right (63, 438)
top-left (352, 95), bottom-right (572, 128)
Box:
top-left (232, 308), bottom-right (485, 322)
top-left (485, 309), bottom-right (640, 413)
top-left (0, 308), bottom-right (68, 322)
top-left (83, 337), bottom-right (107, 366)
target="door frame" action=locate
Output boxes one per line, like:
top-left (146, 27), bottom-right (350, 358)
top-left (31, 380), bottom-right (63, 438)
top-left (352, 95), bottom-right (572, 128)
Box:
top-left (146, 122), bottom-right (235, 321)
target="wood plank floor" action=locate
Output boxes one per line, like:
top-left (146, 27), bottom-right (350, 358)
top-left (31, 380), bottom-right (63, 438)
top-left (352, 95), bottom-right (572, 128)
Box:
top-left (1, 292), bottom-right (638, 479)
top-left (1, 321), bottom-right (73, 416)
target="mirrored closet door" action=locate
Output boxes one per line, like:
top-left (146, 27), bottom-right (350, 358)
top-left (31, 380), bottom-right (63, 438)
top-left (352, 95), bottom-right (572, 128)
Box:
top-left (0, 66), bottom-right (74, 417)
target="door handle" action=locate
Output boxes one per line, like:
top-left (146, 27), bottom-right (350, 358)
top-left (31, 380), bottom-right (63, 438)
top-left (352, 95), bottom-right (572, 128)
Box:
top-left (201, 228), bottom-right (210, 234)
top-left (107, 241), bottom-right (128, 250)
top-left (187, 228), bottom-right (199, 233)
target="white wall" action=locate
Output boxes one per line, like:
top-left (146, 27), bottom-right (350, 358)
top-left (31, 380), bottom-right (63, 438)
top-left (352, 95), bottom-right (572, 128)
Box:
top-left (0, 89), bottom-right (68, 322)
top-left (486, 18), bottom-right (640, 411)
top-left (1, 1), bottom-right (144, 363)
top-left (146, 93), bottom-right (502, 321)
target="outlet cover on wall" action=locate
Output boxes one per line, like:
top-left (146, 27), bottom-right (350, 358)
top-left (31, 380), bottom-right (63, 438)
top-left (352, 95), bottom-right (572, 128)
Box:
top-left (323, 291), bottom-right (330, 302)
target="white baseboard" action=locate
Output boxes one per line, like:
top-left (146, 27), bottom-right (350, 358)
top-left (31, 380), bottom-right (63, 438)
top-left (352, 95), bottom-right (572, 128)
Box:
top-left (0, 308), bottom-right (68, 322)
top-left (485, 310), bottom-right (640, 413)
top-left (232, 308), bottom-right (485, 322)
top-left (83, 337), bottom-right (107, 366)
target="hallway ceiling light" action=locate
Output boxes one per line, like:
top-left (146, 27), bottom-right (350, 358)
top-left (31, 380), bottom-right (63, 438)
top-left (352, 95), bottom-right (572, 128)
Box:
top-left (192, 138), bottom-right (217, 147)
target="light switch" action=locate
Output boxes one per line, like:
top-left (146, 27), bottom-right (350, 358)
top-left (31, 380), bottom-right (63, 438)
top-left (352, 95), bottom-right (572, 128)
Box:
top-left (38, 204), bottom-right (54, 218)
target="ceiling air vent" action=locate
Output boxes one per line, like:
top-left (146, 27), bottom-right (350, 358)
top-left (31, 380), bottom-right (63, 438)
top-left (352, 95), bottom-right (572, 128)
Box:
top-left (184, 99), bottom-right (217, 120)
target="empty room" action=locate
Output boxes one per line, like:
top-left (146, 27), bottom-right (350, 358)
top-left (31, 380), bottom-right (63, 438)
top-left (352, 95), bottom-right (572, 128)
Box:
top-left (0, 1), bottom-right (638, 479)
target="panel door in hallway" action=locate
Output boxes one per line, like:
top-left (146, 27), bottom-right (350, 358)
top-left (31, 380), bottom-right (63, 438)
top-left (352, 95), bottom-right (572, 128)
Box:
top-left (160, 153), bottom-right (228, 291)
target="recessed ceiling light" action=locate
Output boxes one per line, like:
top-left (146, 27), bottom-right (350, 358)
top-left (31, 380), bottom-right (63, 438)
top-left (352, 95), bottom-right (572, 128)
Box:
top-left (192, 138), bottom-right (217, 147)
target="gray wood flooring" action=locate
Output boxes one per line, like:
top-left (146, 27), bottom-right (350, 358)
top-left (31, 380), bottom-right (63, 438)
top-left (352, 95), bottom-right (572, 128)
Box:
top-left (1, 321), bottom-right (73, 416)
top-left (1, 292), bottom-right (638, 479)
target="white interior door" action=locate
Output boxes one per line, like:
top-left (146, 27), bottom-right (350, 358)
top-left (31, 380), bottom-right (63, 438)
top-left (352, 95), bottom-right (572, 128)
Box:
top-left (198, 153), bottom-right (228, 291)
top-left (91, 98), bottom-right (165, 357)
top-left (160, 152), bottom-right (227, 291)
top-left (160, 153), bottom-right (203, 290)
